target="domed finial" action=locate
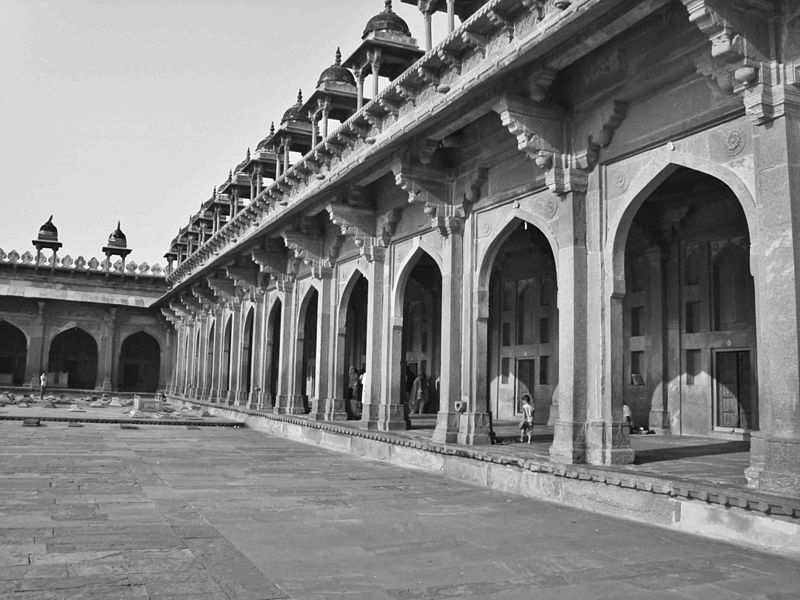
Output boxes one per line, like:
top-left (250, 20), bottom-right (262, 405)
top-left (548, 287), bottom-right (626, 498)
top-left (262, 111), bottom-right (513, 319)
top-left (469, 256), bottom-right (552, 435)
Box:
top-left (269, 122), bottom-right (275, 135)
top-left (116, 220), bottom-right (121, 231)
top-left (296, 89), bottom-right (303, 105)
top-left (334, 47), bottom-right (342, 66)
top-left (385, 0), bottom-right (393, 12)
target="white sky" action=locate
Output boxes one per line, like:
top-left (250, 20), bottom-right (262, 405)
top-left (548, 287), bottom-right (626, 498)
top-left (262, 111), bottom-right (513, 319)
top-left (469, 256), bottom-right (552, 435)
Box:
top-left (0, 0), bottom-right (450, 265)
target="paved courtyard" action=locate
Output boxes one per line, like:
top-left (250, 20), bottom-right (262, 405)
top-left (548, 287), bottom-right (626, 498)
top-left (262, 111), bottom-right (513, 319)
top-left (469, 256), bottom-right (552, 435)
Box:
top-left (0, 421), bottom-right (798, 600)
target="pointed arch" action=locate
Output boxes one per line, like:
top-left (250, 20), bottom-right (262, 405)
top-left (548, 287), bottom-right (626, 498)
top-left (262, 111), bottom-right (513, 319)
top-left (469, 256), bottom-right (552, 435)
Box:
top-left (477, 210), bottom-right (560, 298)
top-left (265, 297), bottom-right (283, 405)
top-left (118, 331), bottom-right (160, 392)
top-left (392, 245), bottom-right (443, 317)
top-left (337, 267), bottom-right (367, 332)
top-left (608, 153), bottom-right (758, 297)
top-left (0, 320), bottom-right (28, 385)
top-left (48, 326), bottom-right (98, 389)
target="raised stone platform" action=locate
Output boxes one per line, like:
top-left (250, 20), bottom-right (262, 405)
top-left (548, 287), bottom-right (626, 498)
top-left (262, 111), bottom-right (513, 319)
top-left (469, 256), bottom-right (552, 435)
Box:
top-left (0, 396), bottom-right (239, 428)
top-left (170, 396), bottom-right (800, 558)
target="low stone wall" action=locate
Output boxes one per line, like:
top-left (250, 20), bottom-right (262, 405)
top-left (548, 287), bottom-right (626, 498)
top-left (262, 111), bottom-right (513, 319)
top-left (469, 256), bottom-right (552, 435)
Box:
top-left (171, 397), bottom-right (800, 558)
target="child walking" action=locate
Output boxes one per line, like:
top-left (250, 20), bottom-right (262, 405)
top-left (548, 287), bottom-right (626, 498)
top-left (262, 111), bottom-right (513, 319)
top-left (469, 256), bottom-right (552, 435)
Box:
top-left (519, 394), bottom-right (534, 444)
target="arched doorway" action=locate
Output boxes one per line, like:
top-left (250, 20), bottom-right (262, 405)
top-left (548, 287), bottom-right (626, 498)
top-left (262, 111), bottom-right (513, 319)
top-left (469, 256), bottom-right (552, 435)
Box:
top-left (486, 220), bottom-right (558, 423)
top-left (266, 299), bottom-right (282, 407)
top-left (241, 308), bottom-right (255, 397)
top-left (400, 252), bottom-right (442, 420)
top-left (297, 289), bottom-right (318, 412)
top-left (342, 273), bottom-right (368, 418)
top-left (118, 332), bottom-right (160, 392)
top-left (222, 317), bottom-right (233, 399)
top-left (48, 327), bottom-right (98, 389)
top-left (0, 321), bottom-right (27, 385)
top-left (619, 167), bottom-right (756, 435)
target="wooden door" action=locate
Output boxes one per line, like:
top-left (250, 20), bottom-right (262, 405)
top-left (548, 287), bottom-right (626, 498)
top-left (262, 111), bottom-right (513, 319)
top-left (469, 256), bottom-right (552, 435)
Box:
top-left (716, 351), bottom-right (751, 429)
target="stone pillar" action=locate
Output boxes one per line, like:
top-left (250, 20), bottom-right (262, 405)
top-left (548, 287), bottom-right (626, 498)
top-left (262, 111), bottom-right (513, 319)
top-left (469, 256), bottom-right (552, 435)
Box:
top-left (422, 5), bottom-right (434, 51)
top-left (590, 189), bottom-right (634, 466)
top-left (177, 323), bottom-right (189, 396)
top-left (249, 291), bottom-right (267, 409)
top-left (181, 322), bottom-right (195, 397)
top-left (158, 328), bottom-right (172, 393)
top-left (206, 308), bottom-right (220, 401)
top-left (370, 50), bottom-right (382, 101)
top-left (645, 246), bottom-right (670, 433)
top-left (275, 279), bottom-right (297, 414)
top-left (96, 308), bottom-right (116, 391)
top-left (325, 272), bottom-right (349, 422)
top-left (745, 94), bottom-right (800, 496)
top-left (321, 103), bottom-right (330, 140)
top-left (228, 303), bottom-right (244, 405)
top-left (365, 246), bottom-right (400, 430)
top-left (434, 221), bottom-right (464, 444)
top-left (25, 301), bottom-right (46, 388)
top-left (356, 67), bottom-right (366, 111)
top-left (447, 0), bottom-right (456, 32)
top-left (461, 217), bottom-right (492, 445)
top-left (309, 271), bottom-right (333, 421)
top-left (196, 314), bottom-right (209, 399)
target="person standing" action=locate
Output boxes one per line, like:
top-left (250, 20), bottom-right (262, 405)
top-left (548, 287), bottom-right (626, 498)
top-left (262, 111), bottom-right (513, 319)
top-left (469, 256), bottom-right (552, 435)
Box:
top-left (346, 366), bottom-right (359, 418)
top-left (519, 394), bottom-right (534, 443)
top-left (354, 368), bottom-right (365, 418)
top-left (39, 372), bottom-right (47, 399)
top-left (410, 372), bottom-right (428, 415)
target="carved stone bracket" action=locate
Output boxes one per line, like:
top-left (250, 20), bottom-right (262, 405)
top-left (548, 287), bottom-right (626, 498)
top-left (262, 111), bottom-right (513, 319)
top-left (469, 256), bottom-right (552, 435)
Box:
top-left (392, 159), bottom-right (449, 206)
top-left (493, 93), bottom-right (565, 160)
top-left (250, 246), bottom-right (287, 276)
top-left (282, 230), bottom-right (332, 278)
top-left (225, 265), bottom-right (260, 299)
top-left (180, 294), bottom-right (204, 316)
top-left (579, 100), bottom-right (629, 171)
top-left (494, 92), bottom-right (628, 194)
top-left (206, 275), bottom-right (238, 306)
top-left (680, 0), bottom-right (792, 125)
top-left (191, 286), bottom-right (217, 312)
top-left (326, 202), bottom-right (377, 241)
top-left (168, 301), bottom-right (192, 322)
top-left (462, 167), bottom-right (489, 215)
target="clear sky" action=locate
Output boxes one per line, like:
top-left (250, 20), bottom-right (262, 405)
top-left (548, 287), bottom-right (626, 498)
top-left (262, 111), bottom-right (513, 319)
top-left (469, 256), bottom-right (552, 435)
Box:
top-left (0, 0), bottom-right (449, 266)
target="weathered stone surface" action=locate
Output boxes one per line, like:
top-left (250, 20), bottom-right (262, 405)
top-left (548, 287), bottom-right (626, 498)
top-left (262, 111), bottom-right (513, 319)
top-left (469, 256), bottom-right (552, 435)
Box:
top-left (0, 421), bottom-right (798, 600)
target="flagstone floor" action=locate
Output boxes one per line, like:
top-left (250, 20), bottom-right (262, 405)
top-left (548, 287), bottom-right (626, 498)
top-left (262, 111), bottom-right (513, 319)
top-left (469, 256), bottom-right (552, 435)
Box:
top-left (0, 421), bottom-right (797, 600)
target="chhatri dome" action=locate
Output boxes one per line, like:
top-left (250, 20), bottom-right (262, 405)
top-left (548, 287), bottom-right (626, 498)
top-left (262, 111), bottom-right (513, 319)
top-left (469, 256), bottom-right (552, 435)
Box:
top-left (317, 48), bottom-right (356, 88)
top-left (363, 0), bottom-right (412, 39)
top-left (281, 90), bottom-right (310, 125)
top-left (106, 221), bottom-right (128, 249)
top-left (37, 215), bottom-right (59, 242)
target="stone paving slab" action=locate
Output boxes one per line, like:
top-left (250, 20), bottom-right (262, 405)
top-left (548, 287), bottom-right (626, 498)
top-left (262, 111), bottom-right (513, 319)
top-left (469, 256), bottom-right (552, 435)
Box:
top-left (0, 421), bottom-right (798, 599)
